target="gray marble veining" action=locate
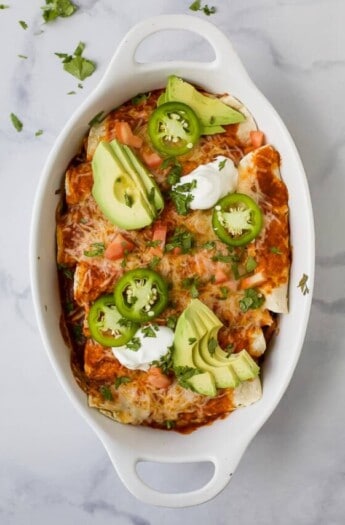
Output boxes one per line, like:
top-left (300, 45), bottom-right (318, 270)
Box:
top-left (1, 0), bottom-right (345, 523)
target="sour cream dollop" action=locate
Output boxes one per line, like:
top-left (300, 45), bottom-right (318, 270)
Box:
top-left (112, 325), bottom-right (174, 371)
top-left (172, 156), bottom-right (238, 210)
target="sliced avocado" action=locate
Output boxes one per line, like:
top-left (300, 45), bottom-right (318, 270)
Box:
top-left (157, 92), bottom-right (167, 106)
top-left (193, 337), bottom-right (240, 389)
top-left (122, 145), bottom-right (164, 213)
top-left (228, 350), bottom-right (260, 381)
top-left (201, 125), bottom-right (225, 135)
top-left (109, 139), bottom-right (156, 216)
top-left (172, 299), bottom-right (260, 396)
top-left (165, 75), bottom-right (246, 127)
top-left (91, 141), bottom-right (153, 229)
top-left (188, 371), bottom-right (217, 397)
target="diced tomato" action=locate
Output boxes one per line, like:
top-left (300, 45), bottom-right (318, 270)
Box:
top-left (214, 269), bottom-right (228, 284)
top-left (115, 121), bottom-right (143, 149)
top-left (146, 367), bottom-right (172, 389)
top-left (148, 222), bottom-right (167, 256)
top-left (172, 247), bottom-right (182, 256)
top-left (104, 233), bottom-right (135, 260)
top-left (240, 270), bottom-right (266, 290)
top-left (250, 131), bottom-right (265, 149)
top-left (142, 150), bottom-right (162, 169)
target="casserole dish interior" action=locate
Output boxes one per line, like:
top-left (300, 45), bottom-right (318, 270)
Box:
top-left (30, 15), bottom-right (314, 507)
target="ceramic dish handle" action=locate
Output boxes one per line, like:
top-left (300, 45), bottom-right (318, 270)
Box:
top-left (102, 14), bottom-right (250, 80)
top-left (102, 439), bottom-right (247, 507)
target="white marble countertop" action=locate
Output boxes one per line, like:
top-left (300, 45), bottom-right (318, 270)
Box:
top-left (1, 0), bottom-right (344, 522)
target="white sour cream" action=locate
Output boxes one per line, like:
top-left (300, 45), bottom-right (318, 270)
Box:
top-left (172, 156), bottom-right (238, 210)
top-left (112, 325), bottom-right (174, 371)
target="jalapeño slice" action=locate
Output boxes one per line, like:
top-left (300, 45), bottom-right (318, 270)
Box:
top-left (114, 268), bottom-right (168, 322)
top-left (148, 102), bottom-right (201, 156)
top-left (88, 294), bottom-right (138, 347)
top-left (212, 193), bottom-right (263, 247)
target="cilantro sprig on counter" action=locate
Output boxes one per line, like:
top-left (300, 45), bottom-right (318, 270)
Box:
top-left (55, 41), bottom-right (96, 81)
top-left (41, 0), bottom-right (77, 22)
top-left (189, 0), bottom-right (216, 16)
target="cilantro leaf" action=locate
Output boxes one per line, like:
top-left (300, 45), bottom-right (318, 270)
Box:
top-left (170, 179), bottom-right (196, 215)
top-left (189, 0), bottom-right (216, 16)
top-left (83, 242), bottom-right (105, 257)
top-left (88, 110), bottom-right (105, 127)
top-left (0, 5), bottom-right (10, 9)
top-left (114, 376), bottom-right (131, 389)
top-left (35, 129), bottom-right (44, 137)
top-left (218, 159), bottom-right (226, 171)
top-left (55, 41), bottom-right (96, 81)
top-left (167, 163), bottom-right (182, 186)
top-left (239, 288), bottom-right (265, 312)
top-left (165, 228), bottom-right (195, 254)
top-left (149, 256), bottom-right (161, 270)
top-left (141, 325), bottom-right (157, 338)
top-left (19, 20), bottom-right (28, 29)
top-left (164, 420), bottom-right (176, 430)
top-left (41, 0), bottom-right (77, 23)
top-left (219, 286), bottom-right (229, 300)
top-left (297, 273), bottom-right (309, 295)
top-left (126, 337), bottom-right (141, 351)
top-left (100, 385), bottom-right (113, 401)
top-left (270, 246), bottom-right (282, 255)
top-left (151, 346), bottom-right (173, 374)
top-left (18, 54), bottom-right (28, 59)
top-left (166, 316), bottom-right (177, 330)
top-left (174, 366), bottom-right (201, 390)
top-left (182, 276), bottom-right (200, 298)
top-left (202, 241), bottom-right (216, 250)
top-left (131, 92), bottom-right (151, 105)
top-left (208, 337), bottom-right (217, 355)
top-left (124, 192), bottom-right (133, 208)
top-left (10, 113), bottom-right (23, 132)
top-left (245, 256), bottom-right (257, 273)
top-left (188, 337), bottom-right (197, 345)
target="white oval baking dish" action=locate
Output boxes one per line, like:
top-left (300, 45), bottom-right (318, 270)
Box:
top-left (30, 15), bottom-right (314, 507)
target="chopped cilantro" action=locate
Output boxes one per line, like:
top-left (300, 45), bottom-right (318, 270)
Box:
top-left (148, 187), bottom-right (156, 206)
top-left (165, 420), bottom-right (176, 430)
top-left (202, 241), bottom-right (216, 250)
top-left (78, 82), bottom-right (83, 89)
top-left (219, 286), bottom-right (229, 300)
top-left (170, 179), bottom-right (196, 215)
top-left (225, 343), bottom-right (234, 354)
top-left (208, 337), bottom-right (217, 355)
top-left (188, 337), bottom-right (197, 345)
top-left (0, 4), bottom-right (10, 8)
top-left (114, 376), bottom-right (131, 389)
top-left (165, 228), bottom-right (195, 254)
top-left (166, 316), bottom-right (177, 330)
top-left (146, 239), bottom-right (162, 248)
top-left (270, 246), bottom-right (282, 255)
top-left (174, 366), bottom-right (201, 390)
top-left (10, 113), bottom-right (23, 132)
top-left (245, 256), bottom-right (257, 273)
top-left (55, 41), bottom-right (96, 81)
top-left (151, 346), bottom-right (173, 374)
top-left (167, 163), bottom-right (182, 186)
top-left (126, 337), bottom-right (141, 351)
top-left (149, 256), bottom-right (161, 270)
top-left (231, 262), bottom-right (240, 280)
top-left (212, 253), bottom-right (233, 263)
top-left (218, 159), bottom-right (227, 170)
top-left (131, 92), bottom-right (151, 105)
top-left (19, 20), bottom-right (28, 29)
top-left (239, 288), bottom-right (265, 312)
top-left (297, 273), bottom-right (309, 295)
top-left (83, 242), bottom-right (105, 257)
top-left (18, 54), bottom-right (28, 59)
top-left (67, 90), bottom-right (76, 95)
top-left (118, 317), bottom-right (135, 328)
top-left (141, 325), bottom-right (157, 338)
top-left (161, 157), bottom-right (175, 169)
top-left (182, 276), bottom-right (200, 298)
top-left (41, 0), bottom-right (77, 23)
top-left (88, 110), bottom-right (105, 127)
top-left (35, 129), bottom-right (44, 137)
top-left (100, 385), bottom-right (113, 401)
top-left (124, 192), bottom-right (133, 208)
top-left (189, 0), bottom-right (216, 16)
